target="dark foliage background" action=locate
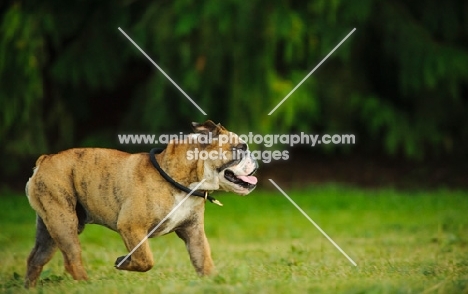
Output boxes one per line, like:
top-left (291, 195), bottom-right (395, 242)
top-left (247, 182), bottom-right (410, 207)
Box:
top-left (1, 0), bottom-right (467, 188)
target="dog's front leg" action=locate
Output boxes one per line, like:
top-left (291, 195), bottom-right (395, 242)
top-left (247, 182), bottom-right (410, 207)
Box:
top-left (115, 224), bottom-right (154, 272)
top-left (176, 224), bottom-right (214, 276)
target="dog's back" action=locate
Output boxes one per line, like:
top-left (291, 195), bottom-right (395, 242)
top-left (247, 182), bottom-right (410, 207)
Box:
top-left (26, 148), bottom-right (149, 227)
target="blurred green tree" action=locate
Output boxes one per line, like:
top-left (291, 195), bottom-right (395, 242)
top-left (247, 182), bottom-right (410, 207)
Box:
top-left (1, 0), bottom-right (467, 177)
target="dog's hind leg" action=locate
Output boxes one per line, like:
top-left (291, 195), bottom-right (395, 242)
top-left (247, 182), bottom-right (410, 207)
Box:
top-left (27, 178), bottom-right (89, 283)
top-left (25, 216), bottom-right (58, 288)
top-left (44, 211), bottom-right (89, 282)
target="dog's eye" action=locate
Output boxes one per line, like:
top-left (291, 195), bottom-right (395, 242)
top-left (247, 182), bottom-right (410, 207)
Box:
top-left (234, 143), bottom-right (247, 151)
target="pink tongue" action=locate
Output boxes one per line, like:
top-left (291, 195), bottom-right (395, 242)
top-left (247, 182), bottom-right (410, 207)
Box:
top-left (237, 175), bottom-right (258, 185)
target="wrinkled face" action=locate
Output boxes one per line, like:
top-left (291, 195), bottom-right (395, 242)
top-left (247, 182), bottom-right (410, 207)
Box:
top-left (191, 120), bottom-right (258, 195)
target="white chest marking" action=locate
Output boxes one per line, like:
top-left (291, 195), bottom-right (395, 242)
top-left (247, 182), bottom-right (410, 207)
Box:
top-left (157, 193), bottom-right (201, 236)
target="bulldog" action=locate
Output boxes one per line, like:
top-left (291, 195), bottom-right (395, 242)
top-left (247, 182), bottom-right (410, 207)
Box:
top-left (24, 120), bottom-right (258, 288)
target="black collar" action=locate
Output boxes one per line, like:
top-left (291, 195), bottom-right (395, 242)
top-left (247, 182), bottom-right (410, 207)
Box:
top-left (149, 148), bottom-right (223, 206)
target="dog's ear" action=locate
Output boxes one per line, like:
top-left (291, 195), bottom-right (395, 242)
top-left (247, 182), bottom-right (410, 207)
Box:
top-left (191, 120), bottom-right (225, 136)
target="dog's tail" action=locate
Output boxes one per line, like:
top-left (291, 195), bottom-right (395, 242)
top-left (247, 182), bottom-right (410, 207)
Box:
top-left (25, 155), bottom-right (49, 199)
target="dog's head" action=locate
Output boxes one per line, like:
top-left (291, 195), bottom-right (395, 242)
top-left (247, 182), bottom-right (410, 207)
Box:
top-left (190, 120), bottom-right (258, 195)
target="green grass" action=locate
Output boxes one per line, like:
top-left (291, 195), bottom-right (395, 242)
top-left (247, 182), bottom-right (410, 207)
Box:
top-left (1, 185), bottom-right (468, 293)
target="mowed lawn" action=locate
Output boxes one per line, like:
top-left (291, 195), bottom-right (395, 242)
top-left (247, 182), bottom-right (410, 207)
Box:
top-left (1, 185), bottom-right (467, 293)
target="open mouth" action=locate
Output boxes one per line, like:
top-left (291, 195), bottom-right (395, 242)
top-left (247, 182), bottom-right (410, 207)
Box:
top-left (224, 169), bottom-right (258, 189)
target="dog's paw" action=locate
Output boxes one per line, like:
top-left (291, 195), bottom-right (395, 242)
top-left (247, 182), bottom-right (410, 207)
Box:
top-left (114, 256), bottom-right (131, 269)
